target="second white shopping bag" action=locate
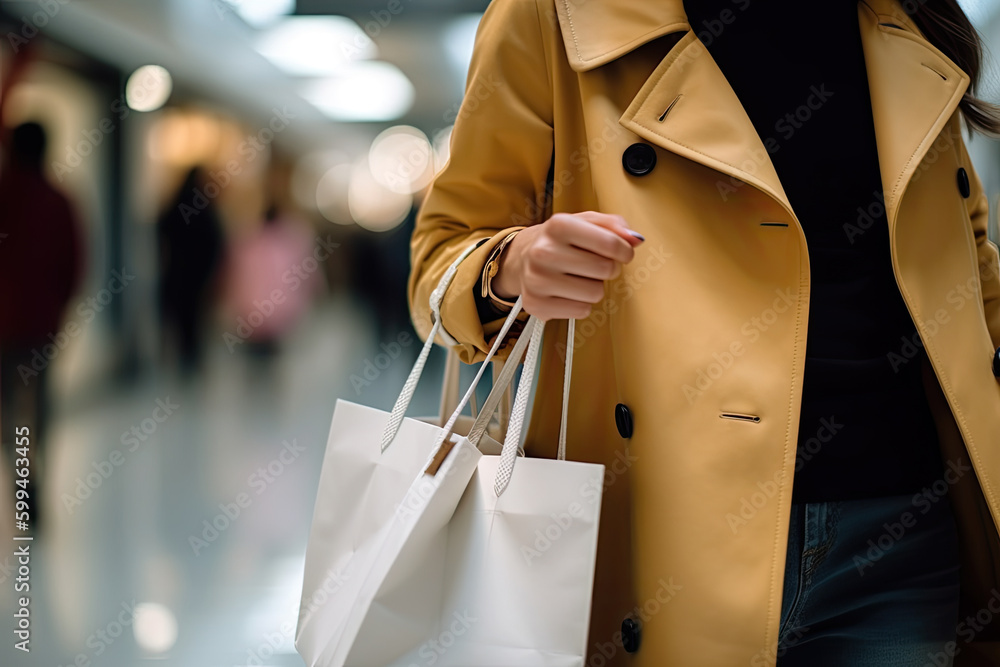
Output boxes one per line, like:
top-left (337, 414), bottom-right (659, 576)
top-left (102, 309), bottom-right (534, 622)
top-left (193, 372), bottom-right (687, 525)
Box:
top-left (333, 309), bottom-right (605, 667)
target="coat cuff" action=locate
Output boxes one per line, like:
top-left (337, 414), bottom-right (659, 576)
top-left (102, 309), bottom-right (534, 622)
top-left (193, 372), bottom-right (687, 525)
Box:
top-left (439, 226), bottom-right (529, 364)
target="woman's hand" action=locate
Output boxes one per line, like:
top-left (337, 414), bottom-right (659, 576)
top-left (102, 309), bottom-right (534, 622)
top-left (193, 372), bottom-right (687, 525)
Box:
top-left (491, 211), bottom-right (645, 321)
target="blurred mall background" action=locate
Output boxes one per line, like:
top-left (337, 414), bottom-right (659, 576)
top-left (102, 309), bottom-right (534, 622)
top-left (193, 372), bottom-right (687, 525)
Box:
top-left (0, 0), bottom-right (998, 665)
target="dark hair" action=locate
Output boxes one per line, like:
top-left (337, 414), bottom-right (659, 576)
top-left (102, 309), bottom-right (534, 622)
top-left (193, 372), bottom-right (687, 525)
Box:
top-left (10, 121), bottom-right (47, 167)
top-left (909, 0), bottom-right (1000, 135)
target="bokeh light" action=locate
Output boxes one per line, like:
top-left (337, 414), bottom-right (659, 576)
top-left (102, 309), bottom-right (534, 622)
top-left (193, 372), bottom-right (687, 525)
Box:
top-left (125, 65), bottom-right (173, 112)
top-left (300, 62), bottom-right (414, 122)
top-left (368, 125), bottom-right (433, 195)
top-left (133, 602), bottom-right (179, 653)
top-left (255, 16), bottom-right (375, 76)
top-left (348, 157), bottom-right (413, 231)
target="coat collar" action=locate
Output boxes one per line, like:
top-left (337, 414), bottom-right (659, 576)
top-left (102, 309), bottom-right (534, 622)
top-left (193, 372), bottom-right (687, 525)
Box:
top-left (554, 0), bottom-right (971, 230)
top-left (553, 0), bottom-right (688, 72)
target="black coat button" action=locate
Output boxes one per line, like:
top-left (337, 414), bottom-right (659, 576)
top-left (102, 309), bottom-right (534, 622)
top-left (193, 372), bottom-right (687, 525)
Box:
top-left (615, 403), bottom-right (633, 438)
top-left (958, 167), bottom-right (971, 198)
top-left (623, 143), bottom-right (656, 176)
top-left (622, 617), bottom-right (641, 653)
top-left (993, 346), bottom-right (1000, 377)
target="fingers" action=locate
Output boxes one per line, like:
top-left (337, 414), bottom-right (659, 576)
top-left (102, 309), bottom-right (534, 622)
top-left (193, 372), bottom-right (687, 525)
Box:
top-left (524, 269), bottom-right (606, 304)
top-left (525, 242), bottom-right (620, 282)
top-left (522, 294), bottom-right (596, 321)
top-left (513, 210), bottom-right (641, 322)
top-left (546, 213), bottom-right (637, 264)
top-left (575, 211), bottom-right (645, 247)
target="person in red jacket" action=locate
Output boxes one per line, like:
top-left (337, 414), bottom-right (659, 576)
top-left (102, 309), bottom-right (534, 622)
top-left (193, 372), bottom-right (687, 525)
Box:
top-left (0, 121), bottom-right (85, 530)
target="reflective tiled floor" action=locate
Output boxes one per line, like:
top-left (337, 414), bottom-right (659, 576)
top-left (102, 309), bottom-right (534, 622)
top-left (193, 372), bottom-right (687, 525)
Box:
top-left (0, 296), bottom-right (444, 666)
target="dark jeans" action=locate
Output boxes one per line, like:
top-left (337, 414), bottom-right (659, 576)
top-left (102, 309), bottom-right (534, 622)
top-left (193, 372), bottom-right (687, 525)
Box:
top-left (777, 491), bottom-right (961, 666)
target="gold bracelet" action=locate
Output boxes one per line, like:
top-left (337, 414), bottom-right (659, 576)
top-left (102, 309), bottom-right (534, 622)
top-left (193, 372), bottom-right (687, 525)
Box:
top-left (481, 230), bottom-right (520, 308)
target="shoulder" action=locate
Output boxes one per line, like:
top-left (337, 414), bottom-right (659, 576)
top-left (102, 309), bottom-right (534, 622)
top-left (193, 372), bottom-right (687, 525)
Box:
top-left (468, 0), bottom-right (567, 104)
top-left (475, 0), bottom-right (561, 58)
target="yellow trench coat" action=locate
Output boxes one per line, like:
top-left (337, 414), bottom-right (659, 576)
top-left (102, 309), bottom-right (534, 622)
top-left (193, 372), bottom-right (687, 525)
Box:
top-left (408, 0), bottom-right (1000, 664)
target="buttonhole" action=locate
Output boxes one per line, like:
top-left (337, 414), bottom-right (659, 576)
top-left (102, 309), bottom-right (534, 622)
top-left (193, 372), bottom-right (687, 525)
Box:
top-left (658, 94), bottom-right (682, 122)
top-left (878, 22), bottom-right (905, 29)
top-left (921, 63), bottom-right (947, 81)
top-left (720, 412), bottom-right (761, 423)
top-left (760, 222), bottom-right (789, 227)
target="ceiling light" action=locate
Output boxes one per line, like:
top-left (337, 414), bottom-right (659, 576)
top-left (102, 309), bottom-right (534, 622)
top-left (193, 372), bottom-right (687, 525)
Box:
top-left (126, 65), bottom-right (172, 112)
top-left (255, 17), bottom-right (375, 77)
top-left (300, 62), bottom-right (414, 122)
top-left (223, 0), bottom-right (294, 28)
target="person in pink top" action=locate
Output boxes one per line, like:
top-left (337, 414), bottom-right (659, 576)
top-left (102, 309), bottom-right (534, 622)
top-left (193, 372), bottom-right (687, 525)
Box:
top-left (220, 204), bottom-right (321, 363)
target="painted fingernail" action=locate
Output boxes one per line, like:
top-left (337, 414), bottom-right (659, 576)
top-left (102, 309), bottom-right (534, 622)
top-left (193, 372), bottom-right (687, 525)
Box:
top-left (627, 229), bottom-right (646, 242)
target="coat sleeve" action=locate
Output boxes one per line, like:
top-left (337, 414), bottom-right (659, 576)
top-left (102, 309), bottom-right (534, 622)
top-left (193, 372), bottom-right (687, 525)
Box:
top-left (961, 138), bottom-right (1000, 351)
top-left (408, 0), bottom-right (554, 364)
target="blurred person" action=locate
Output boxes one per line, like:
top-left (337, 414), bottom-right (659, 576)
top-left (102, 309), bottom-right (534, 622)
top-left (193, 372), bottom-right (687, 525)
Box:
top-left (352, 210), bottom-right (418, 358)
top-left (156, 167), bottom-right (225, 378)
top-left (219, 202), bottom-right (321, 378)
top-left (0, 121), bottom-right (85, 531)
top-left (409, 1), bottom-right (1000, 665)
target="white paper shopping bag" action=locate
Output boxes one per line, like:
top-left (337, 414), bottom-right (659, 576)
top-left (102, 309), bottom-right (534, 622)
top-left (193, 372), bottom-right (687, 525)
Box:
top-left (342, 315), bottom-right (605, 667)
top-left (295, 240), bottom-right (527, 666)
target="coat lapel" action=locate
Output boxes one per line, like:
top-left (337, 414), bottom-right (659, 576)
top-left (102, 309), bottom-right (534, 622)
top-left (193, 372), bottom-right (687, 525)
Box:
top-left (553, 0), bottom-right (971, 230)
top-left (857, 0), bottom-right (969, 229)
top-left (616, 28), bottom-right (791, 213)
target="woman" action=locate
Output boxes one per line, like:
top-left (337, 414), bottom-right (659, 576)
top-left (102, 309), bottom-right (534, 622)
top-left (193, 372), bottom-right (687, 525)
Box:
top-left (408, 0), bottom-right (1000, 664)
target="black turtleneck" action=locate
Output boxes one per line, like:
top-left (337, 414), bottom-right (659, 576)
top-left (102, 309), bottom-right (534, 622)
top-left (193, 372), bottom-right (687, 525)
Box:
top-left (681, 0), bottom-right (944, 502)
